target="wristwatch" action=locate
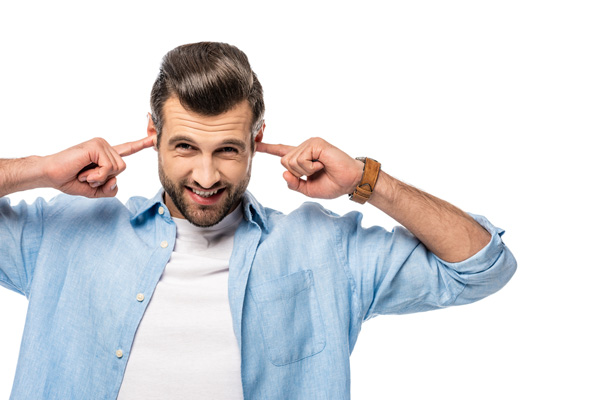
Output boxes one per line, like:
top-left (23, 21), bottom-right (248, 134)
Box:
top-left (349, 157), bottom-right (381, 204)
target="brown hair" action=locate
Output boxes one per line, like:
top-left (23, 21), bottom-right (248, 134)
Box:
top-left (150, 42), bottom-right (264, 145)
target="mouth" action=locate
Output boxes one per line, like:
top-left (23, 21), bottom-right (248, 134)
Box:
top-left (186, 186), bottom-right (226, 205)
top-left (191, 187), bottom-right (221, 197)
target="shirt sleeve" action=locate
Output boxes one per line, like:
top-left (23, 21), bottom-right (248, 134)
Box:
top-left (0, 197), bottom-right (46, 297)
top-left (337, 211), bottom-right (517, 321)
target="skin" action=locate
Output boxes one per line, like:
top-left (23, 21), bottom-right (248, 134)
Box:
top-left (0, 99), bottom-right (490, 262)
top-left (257, 140), bottom-right (491, 262)
top-left (147, 97), bottom-right (264, 227)
top-left (0, 136), bottom-right (154, 198)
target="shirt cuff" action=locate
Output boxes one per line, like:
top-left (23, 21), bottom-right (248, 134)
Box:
top-left (433, 213), bottom-right (506, 274)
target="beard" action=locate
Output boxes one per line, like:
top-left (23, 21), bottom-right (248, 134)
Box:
top-left (158, 162), bottom-right (250, 228)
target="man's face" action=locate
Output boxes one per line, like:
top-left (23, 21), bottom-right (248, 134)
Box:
top-left (153, 97), bottom-right (260, 227)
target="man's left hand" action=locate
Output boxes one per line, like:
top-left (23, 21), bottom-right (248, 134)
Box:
top-left (257, 138), bottom-right (364, 199)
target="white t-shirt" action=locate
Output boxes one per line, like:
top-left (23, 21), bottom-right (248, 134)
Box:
top-left (117, 206), bottom-right (244, 400)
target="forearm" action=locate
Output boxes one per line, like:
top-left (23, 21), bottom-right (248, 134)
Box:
top-left (0, 157), bottom-right (49, 197)
top-left (256, 138), bottom-right (493, 262)
top-left (368, 170), bottom-right (491, 263)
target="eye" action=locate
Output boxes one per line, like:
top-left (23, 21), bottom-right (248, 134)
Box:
top-left (219, 146), bottom-right (238, 153)
top-left (175, 143), bottom-right (194, 151)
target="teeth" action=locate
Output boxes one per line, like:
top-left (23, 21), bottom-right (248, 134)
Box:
top-left (192, 188), bottom-right (219, 197)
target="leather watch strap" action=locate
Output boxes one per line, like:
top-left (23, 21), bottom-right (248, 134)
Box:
top-left (349, 157), bottom-right (381, 204)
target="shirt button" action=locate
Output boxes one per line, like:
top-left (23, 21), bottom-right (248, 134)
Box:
top-left (158, 206), bottom-right (165, 215)
top-left (116, 349), bottom-right (123, 358)
top-left (136, 293), bottom-right (145, 302)
top-left (160, 240), bottom-right (168, 248)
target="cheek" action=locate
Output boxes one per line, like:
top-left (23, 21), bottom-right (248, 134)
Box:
top-left (218, 158), bottom-right (252, 180)
top-left (160, 154), bottom-right (195, 178)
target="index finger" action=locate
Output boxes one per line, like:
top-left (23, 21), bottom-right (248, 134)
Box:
top-left (256, 142), bottom-right (296, 157)
top-left (114, 135), bottom-right (156, 157)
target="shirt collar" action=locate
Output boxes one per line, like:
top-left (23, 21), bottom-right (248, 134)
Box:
top-left (129, 189), bottom-right (268, 231)
top-left (129, 189), bottom-right (166, 221)
top-left (240, 191), bottom-right (268, 231)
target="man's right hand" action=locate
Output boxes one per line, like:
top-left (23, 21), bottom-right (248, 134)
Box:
top-left (41, 136), bottom-right (155, 198)
top-left (0, 136), bottom-right (155, 199)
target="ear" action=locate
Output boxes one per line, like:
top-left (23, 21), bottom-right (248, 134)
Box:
top-left (147, 113), bottom-right (158, 151)
top-left (254, 121), bottom-right (266, 146)
top-left (252, 121), bottom-right (265, 156)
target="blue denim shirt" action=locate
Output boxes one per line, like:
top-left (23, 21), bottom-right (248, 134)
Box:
top-left (0, 190), bottom-right (516, 399)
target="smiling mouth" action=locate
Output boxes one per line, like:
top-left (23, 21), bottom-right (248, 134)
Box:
top-left (187, 186), bottom-right (225, 198)
top-left (191, 188), bottom-right (220, 197)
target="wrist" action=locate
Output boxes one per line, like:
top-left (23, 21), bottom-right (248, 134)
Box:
top-left (37, 155), bottom-right (60, 188)
top-left (349, 157), bottom-right (381, 204)
top-left (366, 170), bottom-right (395, 209)
top-left (350, 159), bottom-right (365, 191)
top-left (24, 155), bottom-right (53, 189)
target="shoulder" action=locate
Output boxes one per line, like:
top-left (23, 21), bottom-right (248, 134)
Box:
top-left (263, 200), bottom-right (367, 234)
top-left (1, 193), bottom-right (145, 222)
top-left (242, 192), bottom-right (380, 236)
top-left (52, 194), bottom-right (129, 217)
top-left (288, 201), bottom-right (341, 223)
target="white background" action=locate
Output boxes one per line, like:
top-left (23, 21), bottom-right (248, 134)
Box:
top-left (1, 1), bottom-right (598, 399)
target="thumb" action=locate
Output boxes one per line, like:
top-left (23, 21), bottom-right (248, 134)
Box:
top-left (283, 171), bottom-right (309, 195)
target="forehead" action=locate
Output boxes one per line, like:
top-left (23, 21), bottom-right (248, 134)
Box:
top-left (161, 97), bottom-right (253, 141)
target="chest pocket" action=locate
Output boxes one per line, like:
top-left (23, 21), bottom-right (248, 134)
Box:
top-left (249, 269), bottom-right (326, 366)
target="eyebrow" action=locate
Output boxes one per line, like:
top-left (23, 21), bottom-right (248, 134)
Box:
top-left (168, 135), bottom-right (248, 151)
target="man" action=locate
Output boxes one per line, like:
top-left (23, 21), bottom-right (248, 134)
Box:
top-left (0, 42), bottom-right (516, 399)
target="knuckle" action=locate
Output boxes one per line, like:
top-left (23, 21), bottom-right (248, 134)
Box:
top-left (91, 137), bottom-right (107, 146)
top-left (310, 137), bottom-right (327, 147)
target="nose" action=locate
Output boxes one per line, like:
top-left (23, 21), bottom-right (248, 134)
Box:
top-left (191, 156), bottom-right (221, 189)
